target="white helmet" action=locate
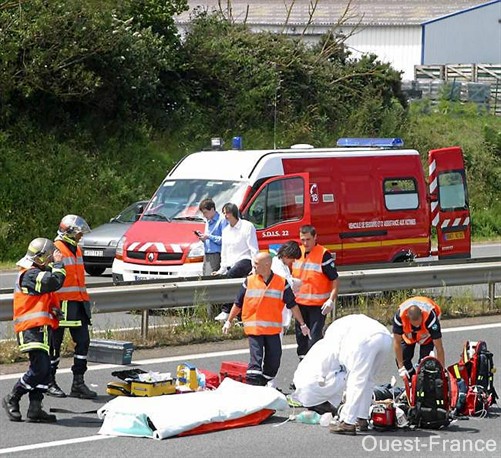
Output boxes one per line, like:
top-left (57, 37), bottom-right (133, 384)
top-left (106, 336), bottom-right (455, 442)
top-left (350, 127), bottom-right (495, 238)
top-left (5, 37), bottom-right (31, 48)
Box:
top-left (57, 214), bottom-right (91, 239)
top-left (17, 238), bottom-right (56, 269)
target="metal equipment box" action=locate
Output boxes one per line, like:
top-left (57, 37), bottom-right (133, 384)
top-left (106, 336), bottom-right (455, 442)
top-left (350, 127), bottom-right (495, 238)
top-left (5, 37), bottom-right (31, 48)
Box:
top-left (87, 339), bottom-right (134, 365)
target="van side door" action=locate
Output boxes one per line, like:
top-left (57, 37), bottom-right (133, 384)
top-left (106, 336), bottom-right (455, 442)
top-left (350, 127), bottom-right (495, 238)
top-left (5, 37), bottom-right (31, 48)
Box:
top-left (428, 147), bottom-right (471, 259)
top-left (241, 173), bottom-right (311, 252)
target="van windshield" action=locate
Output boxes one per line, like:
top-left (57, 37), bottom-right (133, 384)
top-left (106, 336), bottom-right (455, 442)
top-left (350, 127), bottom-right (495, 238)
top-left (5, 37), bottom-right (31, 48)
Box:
top-left (142, 179), bottom-right (248, 221)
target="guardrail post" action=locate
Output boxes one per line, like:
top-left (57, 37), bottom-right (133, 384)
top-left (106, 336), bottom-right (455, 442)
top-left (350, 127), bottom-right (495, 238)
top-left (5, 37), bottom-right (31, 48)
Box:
top-left (488, 282), bottom-right (495, 311)
top-left (141, 309), bottom-right (149, 339)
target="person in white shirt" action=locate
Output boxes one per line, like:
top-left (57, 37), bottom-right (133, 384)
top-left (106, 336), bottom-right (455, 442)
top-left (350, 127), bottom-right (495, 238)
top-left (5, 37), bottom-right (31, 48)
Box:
top-left (213, 202), bottom-right (259, 321)
top-left (267, 240), bottom-right (302, 389)
top-left (271, 241), bottom-right (302, 334)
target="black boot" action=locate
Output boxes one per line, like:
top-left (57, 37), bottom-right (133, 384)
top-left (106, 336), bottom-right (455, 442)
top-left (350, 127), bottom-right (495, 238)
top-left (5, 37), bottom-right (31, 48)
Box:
top-left (2, 393), bottom-right (22, 422)
top-left (26, 399), bottom-right (57, 423)
top-left (46, 375), bottom-right (67, 398)
top-left (69, 374), bottom-right (97, 399)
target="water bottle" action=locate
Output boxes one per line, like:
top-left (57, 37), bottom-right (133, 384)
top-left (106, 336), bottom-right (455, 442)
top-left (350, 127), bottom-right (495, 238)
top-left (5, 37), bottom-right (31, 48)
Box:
top-left (319, 412), bottom-right (333, 427)
top-left (295, 410), bottom-right (321, 424)
top-left (197, 372), bottom-right (206, 390)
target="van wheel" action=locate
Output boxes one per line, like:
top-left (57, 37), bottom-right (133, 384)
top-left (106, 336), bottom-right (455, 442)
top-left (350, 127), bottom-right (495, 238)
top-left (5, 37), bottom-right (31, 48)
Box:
top-left (84, 265), bottom-right (106, 276)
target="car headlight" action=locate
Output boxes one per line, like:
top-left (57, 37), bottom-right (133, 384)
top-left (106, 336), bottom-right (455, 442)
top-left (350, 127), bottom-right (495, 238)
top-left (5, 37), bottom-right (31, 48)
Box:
top-left (187, 241), bottom-right (204, 259)
top-left (116, 236), bottom-right (126, 258)
top-left (108, 239), bottom-right (119, 248)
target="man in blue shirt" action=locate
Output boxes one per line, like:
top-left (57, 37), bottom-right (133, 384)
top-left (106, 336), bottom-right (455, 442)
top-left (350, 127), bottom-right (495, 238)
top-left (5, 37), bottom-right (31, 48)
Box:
top-left (197, 198), bottom-right (227, 275)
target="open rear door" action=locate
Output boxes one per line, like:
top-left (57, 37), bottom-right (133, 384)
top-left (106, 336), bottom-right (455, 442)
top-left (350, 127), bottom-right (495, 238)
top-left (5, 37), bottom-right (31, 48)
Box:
top-left (428, 147), bottom-right (471, 259)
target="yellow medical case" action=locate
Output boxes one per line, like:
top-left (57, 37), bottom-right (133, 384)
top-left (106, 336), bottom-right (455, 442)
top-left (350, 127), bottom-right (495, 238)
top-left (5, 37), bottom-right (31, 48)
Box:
top-left (106, 381), bottom-right (132, 396)
top-left (130, 379), bottom-right (176, 397)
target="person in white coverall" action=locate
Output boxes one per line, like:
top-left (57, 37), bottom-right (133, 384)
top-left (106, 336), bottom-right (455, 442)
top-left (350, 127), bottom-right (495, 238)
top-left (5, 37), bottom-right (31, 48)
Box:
top-left (292, 314), bottom-right (392, 435)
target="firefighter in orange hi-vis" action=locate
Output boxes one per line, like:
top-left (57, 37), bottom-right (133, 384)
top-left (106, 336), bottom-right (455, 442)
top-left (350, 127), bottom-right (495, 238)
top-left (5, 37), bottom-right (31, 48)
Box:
top-left (222, 252), bottom-right (310, 387)
top-left (292, 225), bottom-right (340, 360)
top-left (393, 296), bottom-right (445, 381)
top-left (3, 238), bottom-right (66, 423)
top-left (48, 215), bottom-right (97, 399)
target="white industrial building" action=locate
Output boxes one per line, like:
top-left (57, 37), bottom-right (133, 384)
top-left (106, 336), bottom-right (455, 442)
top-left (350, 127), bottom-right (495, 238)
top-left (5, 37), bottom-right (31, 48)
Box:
top-left (178, 1), bottom-right (497, 80)
top-left (422, 0), bottom-right (501, 65)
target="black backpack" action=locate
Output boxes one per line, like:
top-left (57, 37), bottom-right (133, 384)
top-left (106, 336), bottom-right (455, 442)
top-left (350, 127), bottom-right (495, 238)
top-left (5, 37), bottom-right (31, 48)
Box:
top-left (408, 356), bottom-right (453, 429)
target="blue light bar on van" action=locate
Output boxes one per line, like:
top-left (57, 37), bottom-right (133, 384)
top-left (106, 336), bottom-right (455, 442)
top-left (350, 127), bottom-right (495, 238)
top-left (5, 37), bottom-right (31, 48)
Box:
top-left (232, 136), bottom-right (243, 150)
top-left (336, 138), bottom-right (404, 148)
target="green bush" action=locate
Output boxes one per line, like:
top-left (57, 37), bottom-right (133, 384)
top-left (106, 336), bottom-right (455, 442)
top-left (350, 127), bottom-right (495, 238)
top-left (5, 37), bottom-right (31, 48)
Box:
top-left (0, 122), bottom-right (175, 260)
top-left (174, 13), bottom-right (406, 146)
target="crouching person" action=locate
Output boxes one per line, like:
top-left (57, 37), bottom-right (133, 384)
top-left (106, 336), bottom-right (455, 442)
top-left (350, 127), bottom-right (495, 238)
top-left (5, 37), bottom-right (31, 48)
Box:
top-left (291, 314), bottom-right (392, 435)
top-left (3, 238), bottom-right (66, 423)
top-left (222, 252), bottom-right (310, 387)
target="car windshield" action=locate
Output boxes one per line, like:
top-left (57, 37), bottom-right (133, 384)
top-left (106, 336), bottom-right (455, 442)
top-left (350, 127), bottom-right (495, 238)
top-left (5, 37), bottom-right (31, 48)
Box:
top-left (142, 179), bottom-right (248, 221)
top-left (113, 201), bottom-right (147, 223)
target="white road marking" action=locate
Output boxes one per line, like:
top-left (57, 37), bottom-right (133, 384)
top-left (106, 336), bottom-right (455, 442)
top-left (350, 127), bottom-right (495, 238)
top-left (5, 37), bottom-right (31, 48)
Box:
top-left (0, 435), bottom-right (112, 455)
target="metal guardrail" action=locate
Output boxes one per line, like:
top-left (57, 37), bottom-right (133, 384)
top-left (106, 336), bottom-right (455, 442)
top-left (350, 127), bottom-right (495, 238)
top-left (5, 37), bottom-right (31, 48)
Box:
top-left (1, 261), bottom-right (500, 323)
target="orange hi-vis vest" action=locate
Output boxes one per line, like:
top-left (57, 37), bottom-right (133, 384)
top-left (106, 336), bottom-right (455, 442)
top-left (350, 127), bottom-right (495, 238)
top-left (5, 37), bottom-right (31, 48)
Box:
top-left (13, 269), bottom-right (60, 334)
top-left (54, 240), bottom-right (89, 302)
top-left (242, 274), bottom-right (287, 336)
top-left (398, 296), bottom-right (441, 345)
top-left (292, 244), bottom-right (333, 306)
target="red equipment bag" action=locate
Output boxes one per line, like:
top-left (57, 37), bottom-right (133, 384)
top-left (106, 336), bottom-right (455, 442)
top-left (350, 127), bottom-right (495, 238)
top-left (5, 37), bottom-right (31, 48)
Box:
top-left (220, 361), bottom-right (248, 384)
top-left (448, 340), bottom-right (498, 416)
top-left (370, 402), bottom-right (396, 430)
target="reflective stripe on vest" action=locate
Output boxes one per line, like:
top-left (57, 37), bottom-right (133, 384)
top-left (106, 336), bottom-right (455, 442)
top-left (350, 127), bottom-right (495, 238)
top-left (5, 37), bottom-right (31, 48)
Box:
top-left (245, 289), bottom-right (283, 299)
top-left (242, 274), bottom-right (286, 335)
top-left (243, 320), bottom-right (283, 329)
top-left (14, 310), bottom-right (53, 325)
top-left (292, 245), bottom-right (333, 306)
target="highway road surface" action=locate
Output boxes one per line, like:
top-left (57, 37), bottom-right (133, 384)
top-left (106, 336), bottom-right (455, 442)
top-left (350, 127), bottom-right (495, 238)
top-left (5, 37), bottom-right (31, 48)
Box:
top-left (0, 315), bottom-right (499, 458)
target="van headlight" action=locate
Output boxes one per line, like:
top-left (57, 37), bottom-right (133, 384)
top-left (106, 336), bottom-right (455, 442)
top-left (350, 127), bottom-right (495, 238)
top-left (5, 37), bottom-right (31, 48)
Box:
top-left (187, 241), bottom-right (204, 259)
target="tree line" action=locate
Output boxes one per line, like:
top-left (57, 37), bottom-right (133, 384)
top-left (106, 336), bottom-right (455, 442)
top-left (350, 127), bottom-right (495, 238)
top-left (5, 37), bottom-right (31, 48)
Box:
top-left (0, 0), bottom-right (499, 260)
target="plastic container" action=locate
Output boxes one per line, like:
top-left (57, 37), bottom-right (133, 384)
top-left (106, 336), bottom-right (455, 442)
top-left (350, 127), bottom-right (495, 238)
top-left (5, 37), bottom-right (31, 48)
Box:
top-left (295, 410), bottom-right (321, 424)
top-left (319, 412), bottom-right (333, 427)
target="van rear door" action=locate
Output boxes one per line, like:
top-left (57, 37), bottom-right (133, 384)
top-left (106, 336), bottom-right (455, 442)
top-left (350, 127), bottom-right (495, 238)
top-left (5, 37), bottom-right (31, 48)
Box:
top-left (241, 173), bottom-right (311, 252)
top-left (428, 147), bottom-right (471, 259)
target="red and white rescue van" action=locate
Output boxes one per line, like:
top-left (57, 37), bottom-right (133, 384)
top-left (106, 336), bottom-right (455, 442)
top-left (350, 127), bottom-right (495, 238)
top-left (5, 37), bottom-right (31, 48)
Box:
top-left (112, 138), bottom-right (470, 283)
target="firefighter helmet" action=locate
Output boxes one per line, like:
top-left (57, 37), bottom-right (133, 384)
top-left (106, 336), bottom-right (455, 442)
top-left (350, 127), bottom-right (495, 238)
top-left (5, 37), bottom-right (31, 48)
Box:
top-left (57, 214), bottom-right (91, 239)
top-left (16, 238), bottom-right (56, 269)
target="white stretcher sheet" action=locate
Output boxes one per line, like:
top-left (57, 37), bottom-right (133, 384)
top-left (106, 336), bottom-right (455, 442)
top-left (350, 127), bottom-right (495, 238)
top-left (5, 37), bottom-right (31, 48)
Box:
top-left (98, 377), bottom-right (288, 440)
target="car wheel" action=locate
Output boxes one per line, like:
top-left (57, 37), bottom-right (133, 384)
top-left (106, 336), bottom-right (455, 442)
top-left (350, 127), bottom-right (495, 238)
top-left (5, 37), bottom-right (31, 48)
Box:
top-left (85, 265), bottom-right (106, 276)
